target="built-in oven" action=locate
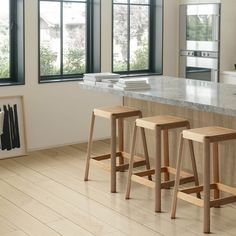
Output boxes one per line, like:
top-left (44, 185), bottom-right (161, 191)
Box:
top-left (180, 50), bottom-right (219, 82)
top-left (179, 3), bottom-right (221, 82)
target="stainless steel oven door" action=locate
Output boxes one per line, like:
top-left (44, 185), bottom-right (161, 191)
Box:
top-left (180, 4), bottom-right (220, 52)
top-left (180, 56), bottom-right (219, 82)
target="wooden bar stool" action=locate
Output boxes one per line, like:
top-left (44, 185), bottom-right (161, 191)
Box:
top-left (84, 106), bottom-right (152, 193)
top-left (171, 126), bottom-right (236, 234)
top-left (126, 115), bottom-right (200, 212)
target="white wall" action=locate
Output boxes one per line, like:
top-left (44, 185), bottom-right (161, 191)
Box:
top-left (163, 0), bottom-right (179, 76)
top-left (220, 0), bottom-right (236, 74)
top-left (0, 0), bottom-right (178, 151)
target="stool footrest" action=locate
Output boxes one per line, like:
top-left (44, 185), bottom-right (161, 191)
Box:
top-left (121, 152), bottom-right (145, 161)
top-left (178, 192), bottom-right (204, 207)
top-left (166, 166), bottom-right (193, 178)
top-left (132, 175), bottom-right (155, 188)
top-left (92, 152), bottom-right (121, 161)
top-left (131, 171), bottom-right (195, 189)
top-left (135, 169), bottom-right (156, 177)
top-left (116, 160), bottom-right (147, 171)
top-left (134, 168), bottom-right (193, 178)
top-left (90, 152), bottom-right (147, 172)
top-left (178, 183), bottom-right (236, 208)
top-left (181, 184), bottom-right (217, 194)
top-left (90, 159), bottom-right (111, 172)
top-left (217, 183), bottom-right (236, 195)
top-left (162, 176), bottom-right (195, 188)
top-left (210, 196), bottom-right (236, 207)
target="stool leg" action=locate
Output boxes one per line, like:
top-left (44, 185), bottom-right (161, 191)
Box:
top-left (125, 123), bottom-right (137, 199)
top-left (213, 142), bottom-right (220, 204)
top-left (163, 129), bottom-right (170, 184)
top-left (84, 112), bottom-right (95, 181)
top-left (138, 113), bottom-right (152, 180)
top-left (111, 116), bottom-right (117, 193)
top-left (171, 133), bottom-right (184, 219)
top-left (155, 126), bottom-right (162, 213)
top-left (188, 140), bottom-right (201, 199)
top-left (203, 139), bottom-right (211, 234)
top-left (118, 118), bottom-right (125, 167)
top-left (140, 127), bottom-right (152, 181)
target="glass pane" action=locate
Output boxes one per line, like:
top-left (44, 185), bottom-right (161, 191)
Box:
top-left (113, 4), bottom-right (128, 72)
top-left (186, 67), bottom-right (211, 81)
top-left (40, 1), bottom-right (61, 76)
top-left (63, 2), bottom-right (86, 75)
top-left (113, 0), bottom-right (128, 3)
top-left (0, 0), bottom-right (10, 79)
top-left (130, 0), bottom-right (149, 4)
top-left (130, 5), bottom-right (149, 70)
top-left (187, 15), bottom-right (213, 41)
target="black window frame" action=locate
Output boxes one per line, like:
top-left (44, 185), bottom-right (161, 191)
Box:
top-left (0, 0), bottom-right (25, 87)
top-left (38, 0), bottom-right (101, 84)
top-left (112, 0), bottom-right (163, 77)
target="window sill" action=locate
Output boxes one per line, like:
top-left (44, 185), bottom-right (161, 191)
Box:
top-left (39, 77), bottom-right (83, 84)
top-left (119, 72), bottom-right (163, 78)
top-left (0, 81), bottom-right (25, 87)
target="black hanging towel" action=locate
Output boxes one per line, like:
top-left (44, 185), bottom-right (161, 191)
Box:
top-left (1, 105), bottom-right (12, 151)
top-left (13, 104), bottom-right (21, 148)
top-left (8, 105), bottom-right (16, 149)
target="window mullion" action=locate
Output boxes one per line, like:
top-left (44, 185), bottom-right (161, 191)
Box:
top-left (60, 1), bottom-right (64, 76)
top-left (127, 0), bottom-right (130, 72)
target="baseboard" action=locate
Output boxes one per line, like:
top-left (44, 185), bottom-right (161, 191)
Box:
top-left (28, 137), bottom-right (111, 152)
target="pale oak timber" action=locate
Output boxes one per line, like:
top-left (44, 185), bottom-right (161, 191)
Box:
top-left (0, 142), bottom-right (234, 235)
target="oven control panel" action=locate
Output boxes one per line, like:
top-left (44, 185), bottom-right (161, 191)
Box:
top-left (180, 50), bottom-right (218, 58)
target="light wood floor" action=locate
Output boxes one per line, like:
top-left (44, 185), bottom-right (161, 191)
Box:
top-left (0, 140), bottom-right (236, 236)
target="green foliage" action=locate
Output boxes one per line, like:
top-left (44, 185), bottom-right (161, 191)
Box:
top-left (40, 45), bottom-right (86, 76)
top-left (40, 45), bottom-right (59, 76)
top-left (0, 25), bottom-right (10, 78)
top-left (113, 61), bottom-right (127, 72)
top-left (130, 41), bottom-right (148, 70)
top-left (0, 44), bottom-right (10, 78)
top-left (63, 47), bottom-right (85, 74)
top-left (187, 15), bottom-right (213, 41)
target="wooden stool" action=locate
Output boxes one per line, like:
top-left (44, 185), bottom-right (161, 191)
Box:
top-left (171, 126), bottom-right (236, 233)
top-left (126, 115), bottom-right (200, 212)
top-left (84, 106), bottom-right (152, 193)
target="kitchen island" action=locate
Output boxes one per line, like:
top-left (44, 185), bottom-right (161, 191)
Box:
top-left (79, 76), bottom-right (236, 185)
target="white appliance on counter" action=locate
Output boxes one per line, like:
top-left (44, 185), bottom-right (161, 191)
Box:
top-left (221, 71), bottom-right (236, 84)
top-left (179, 3), bottom-right (221, 82)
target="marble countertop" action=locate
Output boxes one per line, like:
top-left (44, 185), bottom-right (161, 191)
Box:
top-left (79, 76), bottom-right (236, 117)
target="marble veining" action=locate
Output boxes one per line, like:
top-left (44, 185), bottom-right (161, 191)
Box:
top-left (79, 76), bottom-right (236, 117)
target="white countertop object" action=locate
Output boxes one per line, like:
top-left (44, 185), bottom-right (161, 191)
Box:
top-left (221, 71), bottom-right (236, 76)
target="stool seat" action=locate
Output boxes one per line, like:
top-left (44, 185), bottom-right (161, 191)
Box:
top-left (136, 115), bottom-right (188, 130)
top-left (183, 126), bottom-right (236, 143)
top-left (94, 106), bottom-right (141, 119)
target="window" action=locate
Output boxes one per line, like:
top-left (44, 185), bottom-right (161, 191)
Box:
top-left (112, 0), bottom-right (163, 75)
top-left (0, 0), bottom-right (25, 85)
top-left (39, 0), bottom-right (101, 83)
